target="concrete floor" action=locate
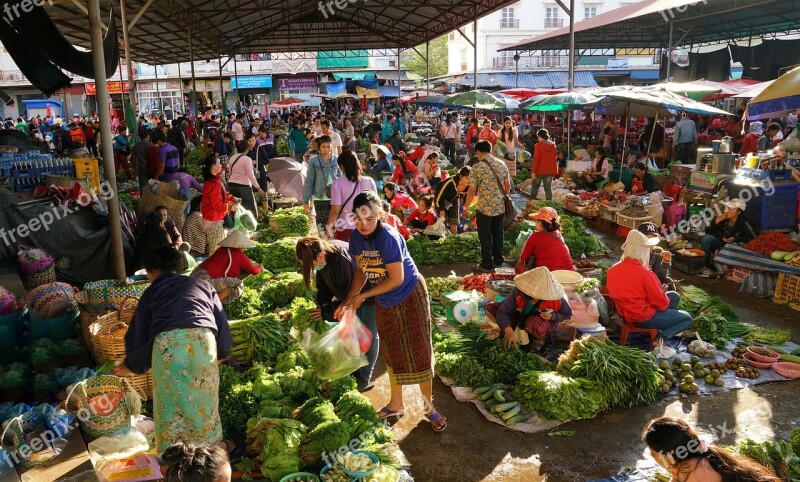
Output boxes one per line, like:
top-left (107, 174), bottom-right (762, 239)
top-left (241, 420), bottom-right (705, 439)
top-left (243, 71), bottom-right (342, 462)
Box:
top-left (363, 225), bottom-right (800, 482)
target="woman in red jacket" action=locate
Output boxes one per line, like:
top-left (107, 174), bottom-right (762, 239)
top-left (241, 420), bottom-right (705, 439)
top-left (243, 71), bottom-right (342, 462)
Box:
top-left (515, 207), bottom-right (574, 274)
top-left (531, 129), bottom-right (558, 200)
top-left (738, 121), bottom-right (762, 155)
top-left (201, 154), bottom-right (240, 255)
top-left (606, 230), bottom-right (692, 349)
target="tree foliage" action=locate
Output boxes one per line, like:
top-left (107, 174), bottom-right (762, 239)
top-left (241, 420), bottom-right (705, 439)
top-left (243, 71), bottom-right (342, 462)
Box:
top-left (404, 35), bottom-right (449, 79)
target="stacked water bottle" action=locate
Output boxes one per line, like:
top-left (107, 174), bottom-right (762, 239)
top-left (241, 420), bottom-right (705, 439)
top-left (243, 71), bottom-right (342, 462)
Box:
top-left (1, 152), bottom-right (75, 193)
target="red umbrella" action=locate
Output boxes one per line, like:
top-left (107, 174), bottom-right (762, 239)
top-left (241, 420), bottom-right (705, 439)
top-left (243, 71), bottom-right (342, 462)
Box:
top-left (272, 97), bottom-right (306, 107)
top-left (498, 88), bottom-right (567, 100)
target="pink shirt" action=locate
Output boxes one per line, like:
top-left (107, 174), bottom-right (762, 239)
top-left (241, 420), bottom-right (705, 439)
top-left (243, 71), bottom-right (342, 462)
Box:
top-left (227, 153), bottom-right (258, 187)
top-left (330, 176), bottom-right (377, 230)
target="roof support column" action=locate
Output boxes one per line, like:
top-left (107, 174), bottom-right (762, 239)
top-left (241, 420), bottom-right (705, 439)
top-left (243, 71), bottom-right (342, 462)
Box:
top-left (218, 51), bottom-right (225, 115)
top-left (473, 19), bottom-right (478, 92)
top-left (568, 0), bottom-right (574, 91)
top-left (154, 55), bottom-right (162, 117)
top-left (177, 61), bottom-right (184, 116)
top-left (397, 47), bottom-right (401, 100)
top-left (189, 28), bottom-right (198, 129)
top-left (426, 41), bottom-right (430, 96)
top-left (233, 55), bottom-right (239, 113)
top-left (666, 21), bottom-right (674, 81)
top-left (88, 0), bottom-right (125, 280)
top-left (120, 0), bottom-right (135, 113)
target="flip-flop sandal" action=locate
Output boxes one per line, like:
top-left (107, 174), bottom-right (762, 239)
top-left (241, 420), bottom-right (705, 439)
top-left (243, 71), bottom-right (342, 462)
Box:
top-left (425, 411), bottom-right (447, 432)
top-left (377, 407), bottom-right (405, 421)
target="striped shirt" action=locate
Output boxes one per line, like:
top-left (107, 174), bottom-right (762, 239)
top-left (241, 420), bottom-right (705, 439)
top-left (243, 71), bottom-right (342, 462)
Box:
top-left (181, 211), bottom-right (207, 256)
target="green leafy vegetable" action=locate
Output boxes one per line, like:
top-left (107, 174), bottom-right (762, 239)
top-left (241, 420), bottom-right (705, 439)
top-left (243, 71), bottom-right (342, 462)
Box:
top-left (512, 371), bottom-right (608, 421)
top-left (269, 206), bottom-right (310, 238)
top-left (406, 232), bottom-right (482, 265)
top-left (260, 272), bottom-right (315, 310)
top-left (229, 314), bottom-right (289, 366)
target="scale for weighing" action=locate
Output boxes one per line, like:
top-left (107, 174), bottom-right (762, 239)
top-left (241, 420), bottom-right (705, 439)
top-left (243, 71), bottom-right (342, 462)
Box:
top-left (443, 291), bottom-right (480, 324)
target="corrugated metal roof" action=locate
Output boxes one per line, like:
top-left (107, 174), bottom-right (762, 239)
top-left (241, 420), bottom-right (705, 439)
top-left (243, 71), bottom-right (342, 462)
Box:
top-left (455, 72), bottom-right (598, 89)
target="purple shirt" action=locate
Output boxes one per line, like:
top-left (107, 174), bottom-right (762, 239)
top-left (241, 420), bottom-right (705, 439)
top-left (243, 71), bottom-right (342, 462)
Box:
top-left (330, 176), bottom-right (377, 231)
top-left (160, 143), bottom-right (180, 177)
top-left (348, 224), bottom-right (419, 308)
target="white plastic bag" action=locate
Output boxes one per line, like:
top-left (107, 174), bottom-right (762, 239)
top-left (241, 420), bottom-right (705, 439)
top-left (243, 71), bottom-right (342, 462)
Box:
top-left (423, 217), bottom-right (448, 238)
top-left (302, 308), bottom-right (370, 380)
top-left (567, 292), bottom-right (599, 325)
top-left (88, 427), bottom-right (149, 469)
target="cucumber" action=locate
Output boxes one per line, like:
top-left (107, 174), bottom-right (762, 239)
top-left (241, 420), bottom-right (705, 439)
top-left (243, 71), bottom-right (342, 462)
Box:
top-left (492, 401), bottom-right (518, 414)
top-left (485, 399), bottom-right (500, 410)
top-left (479, 387), bottom-right (499, 401)
top-left (493, 390), bottom-right (506, 403)
top-left (474, 385), bottom-right (495, 396)
top-left (501, 404), bottom-right (521, 421)
top-left (506, 413), bottom-right (528, 425)
top-left (779, 354), bottom-right (800, 364)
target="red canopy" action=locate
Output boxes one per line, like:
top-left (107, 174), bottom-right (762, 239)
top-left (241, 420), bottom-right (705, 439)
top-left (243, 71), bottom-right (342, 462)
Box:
top-left (700, 79), bottom-right (763, 100)
top-left (497, 88), bottom-right (567, 100)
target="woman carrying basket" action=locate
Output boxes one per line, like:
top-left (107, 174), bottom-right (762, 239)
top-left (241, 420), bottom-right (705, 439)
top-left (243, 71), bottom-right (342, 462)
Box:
top-left (114, 246), bottom-right (233, 457)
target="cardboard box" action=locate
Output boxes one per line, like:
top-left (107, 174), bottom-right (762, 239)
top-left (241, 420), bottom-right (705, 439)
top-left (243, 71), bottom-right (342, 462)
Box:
top-left (18, 429), bottom-right (93, 482)
top-left (72, 158), bottom-right (100, 192)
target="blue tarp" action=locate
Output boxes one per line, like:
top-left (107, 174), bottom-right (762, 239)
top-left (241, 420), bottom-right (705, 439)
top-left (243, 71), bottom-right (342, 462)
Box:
top-left (456, 72), bottom-right (598, 89)
top-left (714, 243), bottom-right (800, 297)
top-left (379, 86), bottom-right (400, 98)
top-left (630, 70), bottom-right (660, 80)
top-left (355, 79), bottom-right (379, 89)
top-left (324, 81), bottom-right (346, 97)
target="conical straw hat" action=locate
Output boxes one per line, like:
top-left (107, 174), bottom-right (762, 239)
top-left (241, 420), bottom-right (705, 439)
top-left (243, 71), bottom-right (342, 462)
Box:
top-left (513, 266), bottom-right (565, 301)
top-left (219, 229), bottom-right (257, 249)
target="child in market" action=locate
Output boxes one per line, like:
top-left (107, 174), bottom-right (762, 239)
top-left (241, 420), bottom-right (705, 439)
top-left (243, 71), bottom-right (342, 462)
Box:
top-left (383, 200), bottom-right (411, 240)
top-left (162, 442), bottom-right (232, 482)
top-left (404, 195), bottom-right (437, 234)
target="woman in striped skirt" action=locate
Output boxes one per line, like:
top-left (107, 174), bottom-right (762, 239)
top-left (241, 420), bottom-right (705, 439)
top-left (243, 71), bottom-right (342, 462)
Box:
top-left (335, 190), bottom-right (446, 432)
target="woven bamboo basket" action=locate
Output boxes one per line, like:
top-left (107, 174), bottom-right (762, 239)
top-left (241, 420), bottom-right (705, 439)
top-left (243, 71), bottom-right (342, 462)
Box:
top-left (87, 298), bottom-right (154, 399)
top-left (79, 309), bottom-right (110, 354)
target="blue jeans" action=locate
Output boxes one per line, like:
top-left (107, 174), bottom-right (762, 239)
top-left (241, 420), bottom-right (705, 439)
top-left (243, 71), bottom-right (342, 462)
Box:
top-left (639, 291), bottom-right (693, 341)
top-left (700, 235), bottom-right (724, 267)
top-left (356, 303), bottom-right (379, 383)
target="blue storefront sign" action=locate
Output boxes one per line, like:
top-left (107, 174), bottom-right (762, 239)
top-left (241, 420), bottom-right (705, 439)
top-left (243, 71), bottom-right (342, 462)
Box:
top-left (231, 75), bottom-right (273, 89)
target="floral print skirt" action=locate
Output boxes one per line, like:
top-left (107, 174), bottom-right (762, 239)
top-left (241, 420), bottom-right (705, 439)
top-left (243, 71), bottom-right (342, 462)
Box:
top-left (152, 327), bottom-right (222, 456)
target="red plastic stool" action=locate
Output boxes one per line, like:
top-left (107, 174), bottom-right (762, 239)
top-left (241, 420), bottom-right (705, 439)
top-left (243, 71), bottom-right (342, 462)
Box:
top-left (619, 319), bottom-right (659, 347)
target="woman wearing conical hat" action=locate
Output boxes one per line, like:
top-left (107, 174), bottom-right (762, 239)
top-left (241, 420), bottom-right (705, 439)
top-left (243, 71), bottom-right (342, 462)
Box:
top-left (485, 266), bottom-right (572, 353)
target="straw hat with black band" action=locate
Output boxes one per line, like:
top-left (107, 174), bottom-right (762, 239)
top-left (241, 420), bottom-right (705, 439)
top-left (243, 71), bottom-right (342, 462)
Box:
top-left (218, 230), bottom-right (257, 250)
top-left (513, 266), bottom-right (565, 301)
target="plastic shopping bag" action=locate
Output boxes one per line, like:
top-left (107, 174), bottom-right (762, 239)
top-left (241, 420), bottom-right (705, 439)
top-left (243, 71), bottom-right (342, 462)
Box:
top-left (567, 292), bottom-right (599, 325)
top-left (422, 217), bottom-right (448, 238)
top-left (302, 308), bottom-right (369, 380)
top-left (88, 427), bottom-right (150, 469)
top-left (514, 229), bottom-right (533, 259)
top-left (234, 204), bottom-right (257, 233)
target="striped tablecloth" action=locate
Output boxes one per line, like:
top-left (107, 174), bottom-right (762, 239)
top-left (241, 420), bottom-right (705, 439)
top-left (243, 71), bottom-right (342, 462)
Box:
top-left (714, 244), bottom-right (800, 297)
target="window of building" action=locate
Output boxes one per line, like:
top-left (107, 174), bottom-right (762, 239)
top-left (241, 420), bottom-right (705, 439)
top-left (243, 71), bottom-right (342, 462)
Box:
top-left (500, 7), bottom-right (517, 28)
top-left (584, 5), bottom-right (598, 18)
top-left (544, 6), bottom-right (562, 28)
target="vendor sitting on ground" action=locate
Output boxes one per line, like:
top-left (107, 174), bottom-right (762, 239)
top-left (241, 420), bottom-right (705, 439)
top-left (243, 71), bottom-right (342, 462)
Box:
top-left (607, 230), bottom-right (693, 349)
top-left (383, 182), bottom-right (417, 219)
top-left (581, 147), bottom-right (610, 191)
top-left (181, 197), bottom-right (208, 257)
top-left (626, 162), bottom-right (658, 195)
top-left (404, 195), bottom-right (436, 234)
top-left (638, 223), bottom-right (675, 291)
top-left (154, 205), bottom-right (190, 252)
top-left (192, 230), bottom-right (263, 281)
top-left (134, 211), bottom-right (172, 270)
top-left (486, 267), bottom-right (572, 353)
top-left (773, 143), bottom-right (800, 182)
top-left (382, 200), bottom-right (411, 240)
top-left (515, 207), bottom-right (575, 274)
top-left (700, 199), bottom-right (756, 276)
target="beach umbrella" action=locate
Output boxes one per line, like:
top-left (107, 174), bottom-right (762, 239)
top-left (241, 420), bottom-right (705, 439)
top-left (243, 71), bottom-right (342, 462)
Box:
top-left (521, 92), bottom-right (598, 112)
top-left (644, 81), bottom-right (722, 100)
top-left (413, 95), bottom-right (449, 107)
top-left (443, 90), bottom-right (508, 110)
top-left (272, 97), bottom-right (306, 107)
top-left (267, 157), bottom-right (307, 200)
top-left (747, 66), bottom-right (800, 119)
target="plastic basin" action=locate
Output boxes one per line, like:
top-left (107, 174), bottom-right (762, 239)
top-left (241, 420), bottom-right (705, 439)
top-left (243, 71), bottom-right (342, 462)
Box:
top-left (552, 270), bottom-right (583, 291)
top-left (745, 346), bottom-right (780, 363)
top-left (773, 361), bottom-right (800, 379)
top-left (742, 352), bottom-right (775, 369)
top-left (336, 451), bottom-right (379, 479)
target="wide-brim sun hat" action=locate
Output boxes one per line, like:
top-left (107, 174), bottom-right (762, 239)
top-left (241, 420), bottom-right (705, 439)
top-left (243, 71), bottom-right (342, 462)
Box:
top-left (219, 230), bottom-right (257, 249)
top-left (513, 266), bottom-right (565, 301)
top-left (529, 207), bottom-right (558, 223)
top-left (622, 230), bottom-right (652, 262)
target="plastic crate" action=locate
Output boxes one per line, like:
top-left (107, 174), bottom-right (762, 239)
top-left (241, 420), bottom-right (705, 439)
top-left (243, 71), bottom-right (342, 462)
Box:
top-left (724, 266), bottom-right (754, 283)
top-left (616, 225), bottom-right (632, 238)
top-left (615, 213), bottom-right (651, 230)
top-left (14, 184), bottom-right (36, 193)
top-left (672, 253), bottom-right (706, 274)
top-left (600, 206), bottom-right (618, 221)
top-left (736, 168), bottom-right (793, 181)
top-left (12, 168), bottom-right (32, 178)
top-left (773, 273), bottom-right (800, 313)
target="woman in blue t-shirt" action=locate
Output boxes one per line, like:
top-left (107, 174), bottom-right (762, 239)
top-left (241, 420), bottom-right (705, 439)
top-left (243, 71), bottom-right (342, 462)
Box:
top-left (335, 190), bottom-right (446, 432)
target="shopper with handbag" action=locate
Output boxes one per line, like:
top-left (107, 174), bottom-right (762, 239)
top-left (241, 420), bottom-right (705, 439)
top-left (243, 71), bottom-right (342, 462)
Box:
top-left (192, 230), bottom-right (262, 303)
top-left (201, 154), bottom-right (240, 255)
top-left (227, 134), bottom-right (265, 219)
top-left (327, 150), bottom-right (377, 242)
top-left (464, 140), bottom-right (512, 273)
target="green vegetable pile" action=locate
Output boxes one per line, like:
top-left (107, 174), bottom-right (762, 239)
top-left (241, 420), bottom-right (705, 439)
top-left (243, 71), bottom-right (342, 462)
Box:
top-left (560, 214), bottom-right (608, 256)
top-left (745, 327), bottom-right (792, 346)
top-left (260, 272), bottom-right (315, 310)
top-left (245, 237), bottom-right (301, 273)
top-left (504, 221), bottom-right (533, 258)
top-left (512, 371), bottom-right (608, 421)
top-left (269, 207), bottom-right (311, 238)
top-left (229, 314), bottom-right (289, 366)
top-left (575, 278), bottom-right (600, 295)
top-left (290, 297), bottom-right (329, 337)
top-left (736, 427), bottom-right (800, 480)
top-left (426, 276), bottom-right (463, 305)
top-left (0, 363), bottom-right (29, 388)
top-left (223, 287), bottom-right (261, 320)
top-left (433, 322), bottom-right (554, 387)
top-left (219, 364), bottom-right (259, 434)
top-left (255, 227), bottom-right (279, 244)
top-left (679, 285), bottom-right (753, 348)
top-left (246, 417), bottom-right (307, 481)
top-left (557, 336), bottom-right (662, 408)
top-left (406, 232), bottom-right (481, 265)
top-left (275, 343), bottom-right (312, 373)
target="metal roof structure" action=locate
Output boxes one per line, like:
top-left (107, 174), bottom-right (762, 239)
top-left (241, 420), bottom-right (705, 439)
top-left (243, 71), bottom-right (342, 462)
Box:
top-left (47, 0), bottom-right (517, 63)
top-left (501, 0), bottom-right (800, 53)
